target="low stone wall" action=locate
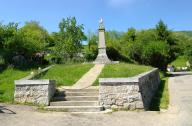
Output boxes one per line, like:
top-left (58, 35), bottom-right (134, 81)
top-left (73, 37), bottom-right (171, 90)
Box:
top-left (14, 80), bottom-right (56, 105)
top-left (99, 68), bottom-right (160, 110)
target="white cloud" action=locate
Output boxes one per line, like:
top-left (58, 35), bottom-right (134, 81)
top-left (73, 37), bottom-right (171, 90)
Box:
top-left (107, 0), bottom-right (136, 8)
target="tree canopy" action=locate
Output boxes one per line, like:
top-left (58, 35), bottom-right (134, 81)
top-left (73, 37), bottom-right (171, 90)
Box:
top-left (53, 17), bottom-right (86, 61)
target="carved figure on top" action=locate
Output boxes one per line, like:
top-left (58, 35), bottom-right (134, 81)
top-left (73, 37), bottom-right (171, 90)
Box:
top-left (99, 18), bottom-right (105, 29)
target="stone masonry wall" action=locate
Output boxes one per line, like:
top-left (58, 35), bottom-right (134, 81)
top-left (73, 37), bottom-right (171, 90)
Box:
top-left (14, 80), bottom-right (56, 105)
top-left (99, 68), bottom-right (160, 110)
top-left (137, 69), bottom-right (161, 109)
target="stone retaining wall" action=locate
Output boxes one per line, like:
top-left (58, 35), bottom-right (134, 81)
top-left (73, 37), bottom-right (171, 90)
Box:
top-left (99, 68), bottom-right (160, 110)
top-left (14, 80), bottom-right (56, 106)
top-left (14, 65), bottom-right (56, 106)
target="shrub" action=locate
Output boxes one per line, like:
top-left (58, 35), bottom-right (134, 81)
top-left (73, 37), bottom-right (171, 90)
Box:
top-left (128, 40), bottom-right (170, 70)
top-left (84, 50), bottom-right (97, 62)
top-left (106, 46), bottom-right (122, 61)
top-left (128, 42), bottom-right (143, 63)
top-left (141, 41), bottom-right (170, 70)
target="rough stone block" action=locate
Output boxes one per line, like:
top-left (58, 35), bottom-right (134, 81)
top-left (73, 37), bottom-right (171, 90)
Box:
top-left (14, 80), bottom-right (55, 105)
top-left (99, 68), bottom-right (160, 110)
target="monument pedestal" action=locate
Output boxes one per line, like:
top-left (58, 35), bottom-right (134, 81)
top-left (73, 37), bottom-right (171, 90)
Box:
top-left (93, 48), bottom-right (111, 64)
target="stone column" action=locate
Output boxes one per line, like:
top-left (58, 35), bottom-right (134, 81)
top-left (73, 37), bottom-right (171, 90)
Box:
top-left (94, 19), bottom-right (111, 64)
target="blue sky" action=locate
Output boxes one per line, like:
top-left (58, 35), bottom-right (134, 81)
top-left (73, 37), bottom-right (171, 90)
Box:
top-left (0, 0), bottom-right (192, 33)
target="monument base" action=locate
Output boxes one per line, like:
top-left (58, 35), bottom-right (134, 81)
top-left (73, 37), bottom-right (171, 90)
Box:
top-left (93, 54), bottom-right (111, 64)
top-left (93, 48), bottom-right (119, 64)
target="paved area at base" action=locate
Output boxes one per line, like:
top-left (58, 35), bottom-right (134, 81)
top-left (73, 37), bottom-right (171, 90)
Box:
top-left (168, 73), bottom-right (192, 126)
top-left (0, 103), bottom-right (173, 126)
top-left (0, 72), bottom-right (192, 126)
top-left (72, 64), bottom-right (104, 89)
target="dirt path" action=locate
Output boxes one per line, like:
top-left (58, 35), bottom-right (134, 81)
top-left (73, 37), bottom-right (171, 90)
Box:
top-left (72, 64), bottom-right (104, 89)
top-left (1, 72), bottom-right (192, 126)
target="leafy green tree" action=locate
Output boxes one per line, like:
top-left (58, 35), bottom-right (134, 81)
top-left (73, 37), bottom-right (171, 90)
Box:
top-left (173, 32), bottom-right (192, 55)
top-left (155, 20), bottom-right (175, 45)
top-left (54, 17), bottom-right (86, 61)
top-left (156, 20), bottom-right (170, 41)
top-left (87, 32), bottom-right (97, 51)
top-left (19, 21), bottom-right (49, 57)
top-left (0, 21), bottom-right (50, 67)
top-left (0, 22), bottom-right (18, 49)
top-left (105, 31), bottom-right (125, 61)
top-left (0, 22), bottom-right (21, 64)
top-left (123, 28), bottom-right (136, 42)
top-left (141, 41), bottom-right (170, 69)
top-left (84, 32), bottom-right (98, 61)
top-left (136, 29), bottom-right (157, 43)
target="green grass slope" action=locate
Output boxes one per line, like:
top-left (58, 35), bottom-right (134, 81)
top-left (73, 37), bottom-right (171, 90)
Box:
top-left (40, 64), bottom-right (94, 86)
top-left (171, 56), bottom-right (188, 67)
top-left (150, 72), bottom-right (170, 110)
top-left (93, 63), bottom-right (153, 86)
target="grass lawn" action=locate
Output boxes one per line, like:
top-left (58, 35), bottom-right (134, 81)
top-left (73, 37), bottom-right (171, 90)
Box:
top-left (40, 64), bottom-right (94, 86)
top-left (93, 63), bottom-right (153, 86)
top-left (171, 56), bottom-right (188, 67)
top-left (0, 68), bottom-right (32, 102)
top-left (150, 72), bottom-right (170, 110)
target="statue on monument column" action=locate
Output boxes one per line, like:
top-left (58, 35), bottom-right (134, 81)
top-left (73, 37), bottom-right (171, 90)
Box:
top-left (99, 18), bottom-right (104, 29)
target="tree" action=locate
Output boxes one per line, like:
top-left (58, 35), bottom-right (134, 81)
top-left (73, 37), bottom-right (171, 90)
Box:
top-left (105, 31), bottom-right (124, 61)
top-left (54, 17), bottom-right (86, 61)
top-left (141, 41), bottom-right (170, 69)
top-left (0, 22), bottom-right (21, 64)
top-left (156, 20), bottom-right (170, 41)
top-left (0, 22), bottom-right (19, 49)
top-left (155, 20), bottom-right (175, 45)
top-left (84, 33), bottom-right (98, 61)
top-left (123, 28), bottom-right (136, 42)
top-left (87, 31), bottom-right (98, 51)
top-left (19, 21), bottom-right (49, 57)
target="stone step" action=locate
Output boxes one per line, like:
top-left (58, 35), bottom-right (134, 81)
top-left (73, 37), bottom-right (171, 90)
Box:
top-left (59, 89), bottom-right (98, 93)
top-left (55, 91), bottom-right (99, 97)
top-left (45, 106), bottom-right (103, 112)
top-left (50, 101), bottom-right (99, 106)
top-left (52, 96), bottom-right (99, 101)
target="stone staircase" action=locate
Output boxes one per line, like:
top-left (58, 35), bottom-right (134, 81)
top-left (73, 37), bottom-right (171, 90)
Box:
top-left (45, 88), bottom-right (104, 112)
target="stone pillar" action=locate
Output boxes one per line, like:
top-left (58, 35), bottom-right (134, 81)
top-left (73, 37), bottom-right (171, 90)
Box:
top-left (94, 19), bottom-right (111, 64)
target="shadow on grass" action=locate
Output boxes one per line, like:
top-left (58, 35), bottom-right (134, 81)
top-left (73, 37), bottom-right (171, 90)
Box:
top-left (33, 70), bottom-right (48, 80)
top-left (149, 72), bottom-right (171, 111)
top-left (149, 80), bottom-right (165, 111)
top-left (0, 90), bottom-right (4, 95)
top-left (0, 65), bottom-right (7, 73)
top-left (14, 63), bottom-right (48, 72)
